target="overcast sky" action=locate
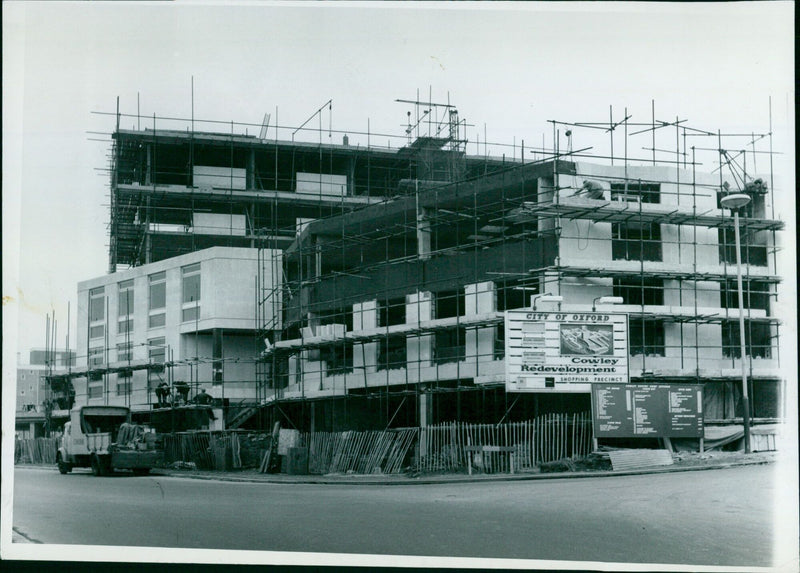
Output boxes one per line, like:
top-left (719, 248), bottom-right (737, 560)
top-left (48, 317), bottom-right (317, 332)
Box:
top-left (3, 2), bottom-right (794, 358)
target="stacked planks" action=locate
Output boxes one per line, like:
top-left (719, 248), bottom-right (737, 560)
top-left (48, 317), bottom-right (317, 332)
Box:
top-left (305, 428), bottom-right (417, 475)
top-left (14, 438), bottom-right (58, 465)
top-left (416, 413), bottom-right (594, 474)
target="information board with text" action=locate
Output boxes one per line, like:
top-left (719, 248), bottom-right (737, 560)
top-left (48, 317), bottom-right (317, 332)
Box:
top-left (591, 383), bottom-right (704, 438)
top-left (505, 311), bottom-right (628, 393)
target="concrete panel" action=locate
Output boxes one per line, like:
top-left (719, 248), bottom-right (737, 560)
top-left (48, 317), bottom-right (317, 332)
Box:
top-left (559, 220), bottom-right (612, 264)
top-left (296, 172), bottom-right (347, 196)
top-left (193, 213), bottom-right (246, 236)
top-left (193, 165), bottom-right (246, 190)
top-left (559, 276), bottom-right (612, 306)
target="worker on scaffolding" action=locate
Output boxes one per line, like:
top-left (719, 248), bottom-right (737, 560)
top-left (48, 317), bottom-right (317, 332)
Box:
top-left (195, 388), bottom-right (213, 406)
top-left (577, 179), bottom-right (606, 200)
top-left (174, 381), bottom-right (191, 405)
top-left (155, 382), bottom-right (170, 408)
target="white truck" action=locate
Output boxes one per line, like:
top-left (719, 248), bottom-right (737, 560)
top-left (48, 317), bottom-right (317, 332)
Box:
top-left (56, 405), bottom-right (162, 476)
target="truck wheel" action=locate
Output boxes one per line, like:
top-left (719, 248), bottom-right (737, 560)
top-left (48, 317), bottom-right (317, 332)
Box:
top-left (57, 453), bottom-right (72, 475)
top-left (133, 468), bottom-right (151, 476)
top-left (91, 455), bottom-right (105, 477)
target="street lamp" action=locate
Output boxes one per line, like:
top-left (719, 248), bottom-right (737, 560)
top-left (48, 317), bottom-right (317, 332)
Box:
top-left (720, 192), bottom-right (752, 454)
top-left (531, 294), bottom-right (563, 311)
top-left (592, 296), bottom-right (624, 312)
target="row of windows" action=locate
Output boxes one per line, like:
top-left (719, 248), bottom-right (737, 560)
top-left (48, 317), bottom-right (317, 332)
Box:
top-left (309, 318), bottom-right (773, 375)
top-left (86, 337), bottom-right (166, 367)
top-left (87, 372), bottom-right (132, 398)
top-left (88, 264), bottom-right (201, 340)
top-left (610, 278), bottom-right (771, 312)
top-left (307, 277), bottom-right (771, 339)
top-left (609, 223), bottom-right (768, 266)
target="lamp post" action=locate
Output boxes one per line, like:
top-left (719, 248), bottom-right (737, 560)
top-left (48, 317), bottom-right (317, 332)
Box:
top-left (720, 192), bottom-right (752, 454)
top-left (530, 294), bottom-right (563, 311)
top-left (592, 296), bottom-right (624, 312)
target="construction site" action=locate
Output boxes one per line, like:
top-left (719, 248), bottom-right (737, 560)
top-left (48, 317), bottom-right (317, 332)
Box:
top-left (39, 93), bottom-right (785, 468)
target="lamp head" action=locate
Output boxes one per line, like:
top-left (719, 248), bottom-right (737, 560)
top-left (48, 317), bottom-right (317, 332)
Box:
top-left (720, 193), bottom-right (751, 210)
top-left (531, 294), bottom-right (563, 310)
top-left (592, 296), bottom-right (624, 311)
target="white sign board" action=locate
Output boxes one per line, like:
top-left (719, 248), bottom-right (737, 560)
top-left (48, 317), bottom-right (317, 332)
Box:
top-left (505, 310), bottom-right (629, 393)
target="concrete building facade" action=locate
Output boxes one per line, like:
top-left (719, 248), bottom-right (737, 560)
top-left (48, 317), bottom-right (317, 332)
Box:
top-left (56, 247), bottom-right (280, 417)
top-left (261, 158), bottom-right (784, 432)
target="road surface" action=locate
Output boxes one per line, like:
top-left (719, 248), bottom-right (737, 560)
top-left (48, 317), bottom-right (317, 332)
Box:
top-left (12, 465), bottom-right (775, 567)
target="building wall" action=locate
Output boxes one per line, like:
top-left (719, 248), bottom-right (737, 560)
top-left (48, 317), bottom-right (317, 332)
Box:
top-left (16, 367), bottom-right (46, 411)
top-left (74, 247), bottom-right (280, 410)
top-left (275, 161), bottom-right (781, 418)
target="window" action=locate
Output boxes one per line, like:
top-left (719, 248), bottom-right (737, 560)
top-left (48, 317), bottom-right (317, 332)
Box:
top-left (435, 290), bottom-right (464, 319)
top-left (118, 280), bottom-right (134, 334)
top-left (720, 280), bottom-right (770, 312)
top-left (88, 346), bottom-right (104, 366)
top-left (89, 287), bottom-right (106, 341)
top-left (377, 334), bottom-right (407, 371)
top-left (613, 277), bottom-right (664, 306)
top-left (721, 320), bottom-right (772, 359)
top-left (89, 287), bottom-right (105, 322)
top-left (612, 223), bottom-right (662, 262)
top-left (117, 342), bottom-right (132, 362)
top-left (610, 182), bottom-right (660, 204)
top-left (149, 313), bottom-right (166, 328)
top-left (118, 279), bottom-right (134, 315)
top-left (718, 229), bottom-right (768, 267)
top-left (318, 307), bottom-right (353, 331)
top-left (182, 263), bottom-right (201, 323)
top-left (88, 371), bottom-right (103, 399)
top-left (116, 371), bottom-right (132, 396)
top-left (752, 380), bottom-right (781, 419)
top-left (496, 281), bottom-right (531, 312)
top-left (319, 344), bottom-right (353, 376)
top-left (148, 337), bottom-right (166, 364)
top-left (434, 327), bottom-right (467, 364)
top-left (89, 324), bottom-right (105, 339)
top-left (88, 383), bottom-right (103, 399)
top-left (379, 298), bottom-right (406, 327)
top-left (629, 318), bottom-right (665, 356)
top-left (182, 306), bottom-right (200, 322)
top-left (118, 318), bottom-right (133, 334)
top-left (148, 272), bottom-right (166, 328)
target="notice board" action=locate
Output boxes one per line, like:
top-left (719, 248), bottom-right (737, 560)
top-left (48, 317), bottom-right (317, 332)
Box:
top-left (591, 383), bottom-right (703, 438)
top-left (505, 311), bottom-right (629, 393)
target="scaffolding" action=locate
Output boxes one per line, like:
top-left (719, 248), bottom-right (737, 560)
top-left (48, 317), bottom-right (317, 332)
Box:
top-left (46, 94), bottom-right (784, 434)
top-left (252, 100), bottom-right (785, 433)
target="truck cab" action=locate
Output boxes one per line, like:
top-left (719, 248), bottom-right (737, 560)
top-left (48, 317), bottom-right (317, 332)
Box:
top-left (57, 406), bottom-right (160, 476)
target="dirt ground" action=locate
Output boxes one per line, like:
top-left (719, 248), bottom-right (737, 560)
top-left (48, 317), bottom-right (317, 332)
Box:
top-left (671, 449), bottom-right (777, 467)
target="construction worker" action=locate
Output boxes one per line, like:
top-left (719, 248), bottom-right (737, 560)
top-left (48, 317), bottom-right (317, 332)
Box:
top-left (195, 388), bottom-right (212, 406)
top-left (174, 381), bottom-right (190, 405)
top-left (155, 382), bottom-right (170, 407)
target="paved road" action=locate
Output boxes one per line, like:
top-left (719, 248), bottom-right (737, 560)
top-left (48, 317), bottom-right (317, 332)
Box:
top-left (13, 465), bottom-right (775, 567)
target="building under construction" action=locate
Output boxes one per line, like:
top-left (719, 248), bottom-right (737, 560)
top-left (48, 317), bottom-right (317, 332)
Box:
top-left (47, 97), bottom-right (786, 438)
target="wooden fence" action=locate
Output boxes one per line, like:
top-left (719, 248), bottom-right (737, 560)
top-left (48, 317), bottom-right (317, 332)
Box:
top-left (304, 428), bottom-right (418, 475)
top-left (163, 431), bottom-right (243, 471)
top-left (25, 413), bottom-right (591, 475)
top-left (15, 438), bottom-right (58, 465)
top-left (417, 413), bottom-right (593, 474)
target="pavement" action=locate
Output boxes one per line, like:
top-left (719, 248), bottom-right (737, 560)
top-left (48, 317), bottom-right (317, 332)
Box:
top-left (17, 449), bottom-right (775, 486)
